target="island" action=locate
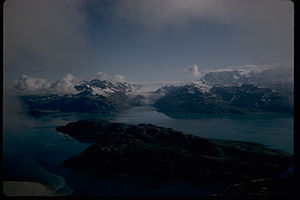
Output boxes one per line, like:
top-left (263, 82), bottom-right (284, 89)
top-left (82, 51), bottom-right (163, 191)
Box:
top-left (56, 119), bottom-right (293, 196)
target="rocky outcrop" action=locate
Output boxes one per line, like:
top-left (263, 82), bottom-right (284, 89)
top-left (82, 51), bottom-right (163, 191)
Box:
top-left (56, 120), bottom-right (292, 188)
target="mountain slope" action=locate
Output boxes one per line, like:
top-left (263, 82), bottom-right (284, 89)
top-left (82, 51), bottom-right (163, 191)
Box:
top-left (20, 79), bottom-right (138, 116)
top-left (154, 84), bottom-right (293, 115)
top-left (200, 66), bottom-right (294, 96)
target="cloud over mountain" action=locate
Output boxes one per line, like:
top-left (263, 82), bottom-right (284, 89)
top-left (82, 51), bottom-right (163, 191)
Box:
top-left (94, 72), bottom-right (126, 83)
top-left (184, 64), bottom-right (202, 79)
top-left (13, 74), bottom-right (78, 94)
top-left (13, 75), bottom-right (53, 92)
top-left (49, 74), bottom-right (78, 94)
top-left (12, 72), bottom-right (127, 94)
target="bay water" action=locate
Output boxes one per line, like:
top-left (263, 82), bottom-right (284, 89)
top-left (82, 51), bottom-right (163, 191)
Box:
top-left (3, 106), bottom-right (293, 196)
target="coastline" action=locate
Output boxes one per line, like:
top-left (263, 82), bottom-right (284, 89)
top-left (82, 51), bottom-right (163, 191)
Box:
top-left (3, 180), bottom-right (59, 196)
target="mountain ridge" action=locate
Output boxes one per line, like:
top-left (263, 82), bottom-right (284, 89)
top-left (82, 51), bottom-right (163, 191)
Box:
top-left (153, 83), bottom-right (293, 115)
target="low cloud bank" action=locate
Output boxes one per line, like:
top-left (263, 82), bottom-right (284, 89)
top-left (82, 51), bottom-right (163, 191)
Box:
top-left (183, 62), bottom-right (293, 79)
top-left (10, 62), bottom-right (293, 95)
top-left (11, 72), bottom-right (127, 95)
top-left (12, 74), bottom-right (78, 94)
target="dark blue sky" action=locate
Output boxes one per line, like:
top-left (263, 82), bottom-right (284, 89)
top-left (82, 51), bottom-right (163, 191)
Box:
top-left (4, 0), bottom-right (293, 82)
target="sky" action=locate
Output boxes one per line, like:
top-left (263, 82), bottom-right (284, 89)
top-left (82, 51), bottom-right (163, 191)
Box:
top-left (4, 0), bottom-right (294, 83)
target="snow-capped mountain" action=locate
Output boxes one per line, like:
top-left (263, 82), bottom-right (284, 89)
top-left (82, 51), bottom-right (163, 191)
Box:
top-left (201, 70), bottom-right (252, 86)
top-left (74, 79), bottom-right (133, 96)
top-left (188, 80), bottom-right (212, 93)
top-left (17, 65), bottom-right (293, 117)
top-left (153, 83), bottom-right (293, 115)
top-left (200, 65), bottom-right (293, 90)
top-left (19, 79), bottom-right (144, 116)
top-left (154, 80), bottom-right (211, 96)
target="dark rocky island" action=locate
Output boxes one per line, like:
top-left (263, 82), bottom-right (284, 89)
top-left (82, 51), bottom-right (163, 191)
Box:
top-left (56, 119), bottom-right (292, 195)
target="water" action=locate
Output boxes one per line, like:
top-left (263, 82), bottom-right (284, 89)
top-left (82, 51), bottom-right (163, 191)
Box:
top-left (3, 106), bottom-right (293, 196)
top-left (112, 106), bottom-right (293, 154)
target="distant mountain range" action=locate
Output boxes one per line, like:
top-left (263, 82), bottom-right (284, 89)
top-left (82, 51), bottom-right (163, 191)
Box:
top-left (153, 83), bottom-right (293, 115)
top-left (200, 65), bottom-right (293, 95)
top-left (20, 79), bottom-right (142, 117)
top-left (19, 66), bottom-right (293, 117)
top-left (153, 65), bottom-right (293, 115)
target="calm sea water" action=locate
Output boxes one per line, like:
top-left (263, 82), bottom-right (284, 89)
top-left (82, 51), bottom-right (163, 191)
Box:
top-left (112, 106), bottom-right (293, 154)
top-left (3, 106), bottom-right (293, 196)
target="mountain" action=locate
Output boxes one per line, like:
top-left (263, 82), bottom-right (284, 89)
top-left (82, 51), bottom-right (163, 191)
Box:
top-left (21, 93), bottom-right (119, 115)
top-left (154, 80), bottom-right (211, 95)
top-left (200, 65), bottom-right (294, 94)
top-left (74, 79), bottom-right (133, 96)
top-left (153, 84), bottom-right (293, 115)
top-left (19, 67), bottom-right (294, 117)
top-left (153, 85), bottom-right (177, 95)
top-left (201, 70), bottom-right (251, 86)
top-left (210, 84), bottom-right (293, 113)
top-left (20, 79), bottom-right (141, 116)
top-left (154, 84), bottom-right (228, 114)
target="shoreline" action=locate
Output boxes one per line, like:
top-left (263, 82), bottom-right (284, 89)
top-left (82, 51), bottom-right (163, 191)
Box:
top-left (3, 180), bottom-right (59, 196)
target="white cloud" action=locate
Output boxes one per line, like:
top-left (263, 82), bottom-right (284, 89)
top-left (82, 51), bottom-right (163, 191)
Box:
top-left (112, 0), bottom-right (293, 62)
top-left (114, 74), bottom-right (125, 82)
top-left (95, 72), bottom-right (111, 81)
top-left (49, 74), bottom-right (78, 94)
top-left (205, 62), bottom-right (294, 74)
top-left (13, 74), bottom-right (79, 94)
top-left (184, 64), bottom-right (202, 79)
top-left (4, 0), bottom-right (91, 77)
top-left (94, 72), bottom-right (126, 82)
top-left (12, 72), bottom-right (127, 94)
top-left (113, 0), bottom-right (293, 32)
top-left (13, 75), bottom-right (53, 92)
